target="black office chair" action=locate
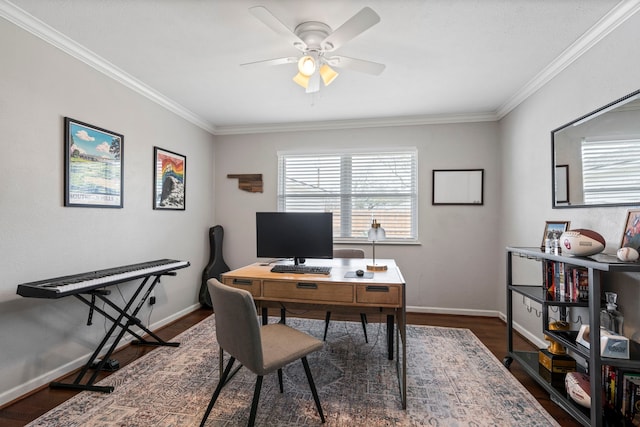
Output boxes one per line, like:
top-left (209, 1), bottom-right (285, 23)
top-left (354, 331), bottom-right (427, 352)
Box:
top-left (324, 248), bottom-right (369, 342)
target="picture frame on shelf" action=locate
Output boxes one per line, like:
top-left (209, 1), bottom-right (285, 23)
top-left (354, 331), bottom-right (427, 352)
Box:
top-left (620, 209), bottom-right (640, 250)
top-left (153, 147), bottom-right (186, 210)
top-left (64, 117), bottom-right (123, 208)
top-left (541, 221), bottom-right (570, 249)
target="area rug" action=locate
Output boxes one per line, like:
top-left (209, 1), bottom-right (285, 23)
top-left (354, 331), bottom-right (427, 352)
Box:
top-left (27, 316), bottom-right (559, 426)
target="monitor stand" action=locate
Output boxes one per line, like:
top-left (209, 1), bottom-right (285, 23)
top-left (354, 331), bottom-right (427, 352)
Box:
top-left (294, 257), bottom-right (306, 265)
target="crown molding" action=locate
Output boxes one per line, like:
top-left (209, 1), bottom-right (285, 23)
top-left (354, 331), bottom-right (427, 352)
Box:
top-left (212, 112), bottom-right (498, 135)
top-left (4, 0), bottom-right (639, 135)
top-left (496, 0), bottom-right (640, 119)
top-left (1, 0), bottom-right (216, 134)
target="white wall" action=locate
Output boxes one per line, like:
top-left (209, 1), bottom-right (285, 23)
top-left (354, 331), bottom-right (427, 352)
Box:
top-left (214, 123), bottom-right (501, 314)
top-left (0, 19), bottom-right (216, 404)
top-left (498, 12), bottom-right (640, 344)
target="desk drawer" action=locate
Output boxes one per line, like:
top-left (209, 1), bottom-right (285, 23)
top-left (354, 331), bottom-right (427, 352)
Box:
top-left (263, 280), bottom-right (353, 303)
top-left (222, 277), bottom-right (261, 297)
top-left (356, 284), bottom-right (400, 305)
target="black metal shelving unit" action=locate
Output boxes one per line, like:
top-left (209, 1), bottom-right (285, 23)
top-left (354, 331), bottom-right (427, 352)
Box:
top-left (504, 247), bottom-right (640, 427)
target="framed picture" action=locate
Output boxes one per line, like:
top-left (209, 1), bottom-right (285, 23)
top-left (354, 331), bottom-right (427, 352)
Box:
top-left (620, 209), bottom-right (640, 249)
top-left (432, 169), bottom-right (484, 205)
top-left (153, 147), bottom-right (186, 210)
top-left (554, 164), bottom-right (569, 204)
top-left (64, 117), bottom-right (123, 208)
top-left (541, 221), bottom-right (570, 249)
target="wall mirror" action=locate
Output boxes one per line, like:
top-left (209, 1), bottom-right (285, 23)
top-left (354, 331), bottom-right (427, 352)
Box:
top-left (552, 89), bottom-right (640, 208)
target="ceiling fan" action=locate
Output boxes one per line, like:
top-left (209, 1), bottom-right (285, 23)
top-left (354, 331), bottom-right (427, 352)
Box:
top-left (242, 6), bottom-right (386, 93)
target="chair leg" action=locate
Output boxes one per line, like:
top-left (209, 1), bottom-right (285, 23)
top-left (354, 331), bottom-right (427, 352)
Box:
top-left (277, 368), bottom-right (283, 393)
top-left (301, 356), bottom-right (325, 423)
top-left (360, 313), bottom-right (369, 343)
top-left (323, 311), bottom-right (331, 341)
top-left (200, 356), bottom-right (236, 427)
top-left (248, 375), bottom-right (263, 427)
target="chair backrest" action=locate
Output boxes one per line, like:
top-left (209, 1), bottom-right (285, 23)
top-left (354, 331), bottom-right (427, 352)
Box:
top-left (207, 278), bottom-right (263, 373)
top-left (333, 248), bottom-right (365, 258)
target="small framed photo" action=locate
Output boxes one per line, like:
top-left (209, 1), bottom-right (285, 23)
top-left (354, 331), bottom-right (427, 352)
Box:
top-left (541, 221), bottom-right (570, 249)
top-left (153, 147), bottom-right (186, 210)
top-left (64, 117), bottom-right (123, 208)
top-left (620, 209), bottom-right (640, 249)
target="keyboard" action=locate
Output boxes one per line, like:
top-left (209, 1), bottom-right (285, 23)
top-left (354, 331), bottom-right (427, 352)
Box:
top-left (270, 265), bottom-right (332, 275)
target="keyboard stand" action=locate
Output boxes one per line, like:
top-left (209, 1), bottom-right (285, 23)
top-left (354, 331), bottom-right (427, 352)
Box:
top-left (49, 273), bottom-right (179, 393)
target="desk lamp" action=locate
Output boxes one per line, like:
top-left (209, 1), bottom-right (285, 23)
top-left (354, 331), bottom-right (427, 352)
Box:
top-left (367, 219), bottom-right (387, 271)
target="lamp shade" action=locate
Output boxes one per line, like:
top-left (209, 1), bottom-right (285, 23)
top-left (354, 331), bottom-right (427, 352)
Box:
top-left (319, 64), bottom-right (339, 86)
top-left (293, 72), bottom-right (310, 88)
top-left (297, 55), bottom-right (316, 76)
top-left (367, 219), bottom-right (386, 241)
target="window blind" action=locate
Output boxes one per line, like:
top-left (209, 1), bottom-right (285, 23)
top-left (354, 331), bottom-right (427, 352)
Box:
top-left (278, 150), bottom-right (418, 241)
top-left (582, 138), bottom-right (640, 204)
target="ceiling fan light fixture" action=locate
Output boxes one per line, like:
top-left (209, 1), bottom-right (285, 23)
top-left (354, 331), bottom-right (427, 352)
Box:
top-left (319, 64), bottom-right (339, 86)
top-left (297, 55), bottom-right (316, 76)
top-left (292, 72), bottom-right (310, 88)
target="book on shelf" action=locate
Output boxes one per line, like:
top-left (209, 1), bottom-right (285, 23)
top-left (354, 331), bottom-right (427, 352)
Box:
top-left (542, 261), bottom-right (588, 302)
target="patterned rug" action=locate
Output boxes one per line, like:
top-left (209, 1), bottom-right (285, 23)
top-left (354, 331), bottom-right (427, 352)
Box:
top-left (27, 315), bottom-right (559, 426)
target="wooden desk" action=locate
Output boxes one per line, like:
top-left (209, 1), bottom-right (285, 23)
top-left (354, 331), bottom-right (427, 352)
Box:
top-left (221, 258), bottom-right (407, 409)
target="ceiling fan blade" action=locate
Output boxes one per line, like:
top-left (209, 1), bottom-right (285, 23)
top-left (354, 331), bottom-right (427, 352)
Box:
top-left (321, 7), bottom-right (380, 52)
top-left (326, 56), bottom-right (386, 75)
top-left (306, 72), bottom-right (321, 93)
top-left (249, 6), bottom-right (307, 51)
top-left (241, 57), bottom-right (299, 69)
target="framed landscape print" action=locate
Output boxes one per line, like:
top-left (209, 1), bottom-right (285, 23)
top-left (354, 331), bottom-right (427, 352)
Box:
top-left (153, 147), bottom-right (186, 210)
top-left (64, 117), bottom-right (123, 208)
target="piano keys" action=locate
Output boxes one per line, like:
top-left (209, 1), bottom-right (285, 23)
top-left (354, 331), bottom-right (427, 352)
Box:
top-left (17, 259), bottom-right (190, 298)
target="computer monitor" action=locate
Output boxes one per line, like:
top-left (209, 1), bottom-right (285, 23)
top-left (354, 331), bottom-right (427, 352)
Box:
top-left (256, 212), bottom-right (333, 265)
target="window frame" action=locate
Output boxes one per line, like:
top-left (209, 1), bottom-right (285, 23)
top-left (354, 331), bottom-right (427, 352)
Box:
top-left (277, 148), bottom-right (419, 243)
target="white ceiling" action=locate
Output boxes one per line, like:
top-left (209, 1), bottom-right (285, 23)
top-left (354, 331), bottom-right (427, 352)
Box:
top-left (3, 0), bottom-right (638, 134)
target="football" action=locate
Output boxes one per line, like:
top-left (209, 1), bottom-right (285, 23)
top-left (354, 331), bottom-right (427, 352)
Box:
top-left (565, 372), bottom-right (591, 408)
top-left (559, 229), bottom-right (605, 256)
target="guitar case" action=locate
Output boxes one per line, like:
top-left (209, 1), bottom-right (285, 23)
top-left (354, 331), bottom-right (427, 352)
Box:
top-left (199, 225), bottom-right (230, 307)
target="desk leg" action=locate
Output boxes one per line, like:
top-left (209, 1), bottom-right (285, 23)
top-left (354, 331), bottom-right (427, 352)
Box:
top-left (387, 314), bottom-right (394, 360)
top-left (262, 307), bottom-right (268, 325)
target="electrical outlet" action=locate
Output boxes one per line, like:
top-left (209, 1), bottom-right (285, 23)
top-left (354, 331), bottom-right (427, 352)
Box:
top-left (149, 290), bottom-right (156, 305)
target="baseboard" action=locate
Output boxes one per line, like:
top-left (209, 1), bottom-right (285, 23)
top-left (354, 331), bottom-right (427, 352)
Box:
top-left (407, 305), bottom-right (501, 318)
top-left (0, 303), bottom-right (202, 408)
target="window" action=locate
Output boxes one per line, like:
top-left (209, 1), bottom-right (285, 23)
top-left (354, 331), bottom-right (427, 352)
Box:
top-left (582, 138), bottom-right (640, 204)
top-left (278, 149), bottom-right (418, 242)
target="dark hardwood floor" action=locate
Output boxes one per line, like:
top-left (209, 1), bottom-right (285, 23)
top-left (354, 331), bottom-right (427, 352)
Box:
top-left (0, 308), bottom-right (580, 426)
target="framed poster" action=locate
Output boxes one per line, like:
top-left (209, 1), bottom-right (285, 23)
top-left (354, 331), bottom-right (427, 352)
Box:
top-left (64, 117), bottom-right (123, 208)
top-left (620, 209), bottom-right (640, 250)
top-left (432, 169), bottom-right (484, 205)
top-left (153, 147), bottom-right (186, 210)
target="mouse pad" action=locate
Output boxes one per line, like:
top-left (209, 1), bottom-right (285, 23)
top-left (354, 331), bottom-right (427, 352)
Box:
top-left (344, 271), bottom-right (374, 279)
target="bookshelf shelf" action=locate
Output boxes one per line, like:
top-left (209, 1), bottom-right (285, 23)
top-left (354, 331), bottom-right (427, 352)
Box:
top-left (505, 247), bottom-right (640, 426)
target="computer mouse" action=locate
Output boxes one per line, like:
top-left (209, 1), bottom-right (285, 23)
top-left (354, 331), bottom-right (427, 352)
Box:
top-left (356, 269), bottom-right (364, 277)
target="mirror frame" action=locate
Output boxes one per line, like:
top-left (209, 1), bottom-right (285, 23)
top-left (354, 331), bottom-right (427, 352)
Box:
top-left (551, 89), bottom-right (640, 209)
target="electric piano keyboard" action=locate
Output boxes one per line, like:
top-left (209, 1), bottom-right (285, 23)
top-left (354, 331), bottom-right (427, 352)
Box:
top-left (17, 259), bottom-right (190, 299)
